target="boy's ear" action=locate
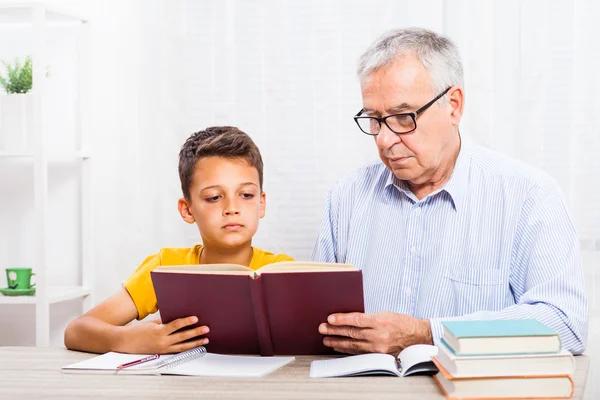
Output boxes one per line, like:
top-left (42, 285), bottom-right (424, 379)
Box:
top-left (178, 198), bottom-right (196, 224)
top-left (259, 192), bottom-right (266, 219)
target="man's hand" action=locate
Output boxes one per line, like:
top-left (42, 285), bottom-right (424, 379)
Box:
top-left (318, 311), bottom-right (432, 356)
top-left (116, 316), bottom-right (209, 354)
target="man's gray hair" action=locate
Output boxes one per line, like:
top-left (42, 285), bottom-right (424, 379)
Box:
top-left (357, 28), bottom-right (464, 105)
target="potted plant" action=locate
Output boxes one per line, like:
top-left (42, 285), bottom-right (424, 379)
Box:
top-left (0, 56), bottom-right (33, 152)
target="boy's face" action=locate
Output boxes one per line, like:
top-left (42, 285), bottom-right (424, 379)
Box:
top-left (178, 156), bottom-right (266, 249)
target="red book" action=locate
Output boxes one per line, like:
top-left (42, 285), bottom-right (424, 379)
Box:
top-left (151, 262), bottom-right (364, 356)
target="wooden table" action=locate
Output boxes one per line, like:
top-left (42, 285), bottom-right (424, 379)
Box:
top-left (0, 347), bottom-right (590, 399)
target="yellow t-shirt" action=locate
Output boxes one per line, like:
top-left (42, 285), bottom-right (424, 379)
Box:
top-left (124, 245), bottom-right (294, 320)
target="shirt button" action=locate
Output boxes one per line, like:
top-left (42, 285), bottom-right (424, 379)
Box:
top-left (410, 245), bottom-right (416, 254)
top-left (415, 207), bottom-right (421, 216)
top-left (405, 288), bottom-right (412, 296)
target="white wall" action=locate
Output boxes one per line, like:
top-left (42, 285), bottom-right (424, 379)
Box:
top-left (180, 0), bottom-right (600, 260)
top-left (0, 0), bottom-right (144, 345)
top-left (0, 4), bottom-right (598, 395)
top-left (181, 0), bottom-right (450, 259)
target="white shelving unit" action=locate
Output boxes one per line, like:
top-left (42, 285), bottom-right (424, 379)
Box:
top-left (0, 4), bottom-right (92, 347)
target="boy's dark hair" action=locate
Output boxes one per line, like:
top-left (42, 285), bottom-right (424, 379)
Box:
top-left (178, 126), bottom-right (264, 200)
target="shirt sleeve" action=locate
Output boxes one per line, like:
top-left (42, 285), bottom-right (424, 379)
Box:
top-left (123, 253), bottom-right (162, 320)
top-left (429, 182), bottom-right (588, 354)
top-left (310, 189), bottom-right (339, 263)
top-left (274, 254), bottom-right (295, 262)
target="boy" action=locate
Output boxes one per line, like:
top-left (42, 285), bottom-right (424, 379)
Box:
top-left (64, 126), bottom-right (293, 354)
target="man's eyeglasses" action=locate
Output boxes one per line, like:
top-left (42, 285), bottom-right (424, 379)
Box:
top-left (353, 87), bottom-right (452, 136)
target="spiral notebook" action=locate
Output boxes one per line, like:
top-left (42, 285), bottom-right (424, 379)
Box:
top-left (62, 346), bottom-right (294, 377)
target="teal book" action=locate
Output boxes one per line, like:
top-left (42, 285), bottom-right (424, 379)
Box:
top-left (441, 319), bottom-right (561, 356)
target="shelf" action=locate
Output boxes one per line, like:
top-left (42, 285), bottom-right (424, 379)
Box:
top-left (0, 150), bottom-right (91, 161)
top-left (0, 3), bottom-right (88, 24)
top-left (0, 0), bottom-right (92, 348)
top-left (0, 285), bottom-right (91, 304)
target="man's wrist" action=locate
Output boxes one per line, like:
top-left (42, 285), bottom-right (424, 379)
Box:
top-left (417, 318), bottom-right (433, 345)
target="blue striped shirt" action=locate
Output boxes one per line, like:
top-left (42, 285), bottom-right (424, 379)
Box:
top-left (311, 140), bottom-right (588, 354)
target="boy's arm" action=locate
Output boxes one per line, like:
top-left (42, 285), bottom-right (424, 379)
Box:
top-left (64, 288), bottom-right (209, 354)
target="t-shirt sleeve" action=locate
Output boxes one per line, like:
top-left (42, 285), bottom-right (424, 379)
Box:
top-left (274, 253), bottom-right (294, 262)
top-left (123, 253), bottom-right (162, 320)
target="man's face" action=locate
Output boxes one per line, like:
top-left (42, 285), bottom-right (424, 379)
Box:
top-left (179, 156), bottom-right (265, 249)
top-left (360, 55), bottom-right (458, 185)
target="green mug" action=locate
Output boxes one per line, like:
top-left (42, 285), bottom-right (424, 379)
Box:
top-left (6, 268), bottom-right (35, 290)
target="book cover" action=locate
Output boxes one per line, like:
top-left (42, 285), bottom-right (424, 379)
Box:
top-left (443, 319), bottom-right (557, 338)
top-left (441, 319), bottom-right (561, 355)
top-left (150, 261), bottom-right (365, 356)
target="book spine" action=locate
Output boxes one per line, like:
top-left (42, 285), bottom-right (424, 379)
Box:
top-left (249, 275), bottom-right (274, 356)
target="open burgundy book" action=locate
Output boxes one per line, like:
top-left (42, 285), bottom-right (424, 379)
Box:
top-left (309, 344), bottom-right (439, 378)
top-left (150, 261), bottom-right (364, 356)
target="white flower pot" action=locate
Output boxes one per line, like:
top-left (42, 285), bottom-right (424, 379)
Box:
top-left (0, 93), bottom-right (33, 152)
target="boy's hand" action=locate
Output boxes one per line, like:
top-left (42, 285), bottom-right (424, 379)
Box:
top-left (118, 316), bottom-right (209, 354)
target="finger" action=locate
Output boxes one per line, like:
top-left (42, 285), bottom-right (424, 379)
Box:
top-left (163, 316), bottom-right (198, 334)
top-left (319, 323), bottom-right (370, 340)
top-left (327, 312), bottom-right (375, 328)
top-left (148, 318), bottom-right (162, 325)
top-left (169, 325), bottom-right (210, 345)
top-left (323, 336), bottom-right (371, 355)
top-left (167, 337), bottom-right (210, 354)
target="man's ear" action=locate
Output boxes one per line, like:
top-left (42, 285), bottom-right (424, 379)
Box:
top-left (448, 86), bottom-right (464, 127)
top-left (178, 198), bottom-right (196, 224)
top-left (259, 192), bottom-right (266, 219)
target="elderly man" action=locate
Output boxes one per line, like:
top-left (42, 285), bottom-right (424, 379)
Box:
top-left (312, 28), bottom-right (588, 355)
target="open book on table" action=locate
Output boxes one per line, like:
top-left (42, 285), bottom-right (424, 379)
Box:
top-left (62, 346), bottom-right (294, 377)
top-left (309, 344), bottom-right (439, 378)
top-left (150, 261), bottom-right (364, 356)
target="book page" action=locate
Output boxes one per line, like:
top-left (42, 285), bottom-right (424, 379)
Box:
top-left (166, 353), bottom-right (294, 377)
top-left (257, 261), bottom-right (356, 274)
top-left (398, 344), bottom-right (438, 377)
top-left (309, 353), bottom-right (401, 378)
top-left (153, 264), bottom-right (253, 275)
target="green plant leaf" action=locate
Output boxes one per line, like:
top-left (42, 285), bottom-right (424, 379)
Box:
top-left (0, 56), bottom-right (33, 94)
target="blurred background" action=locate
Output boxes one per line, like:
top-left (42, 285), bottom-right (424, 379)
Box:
top-left (0, 0), bottom-right (598, 396)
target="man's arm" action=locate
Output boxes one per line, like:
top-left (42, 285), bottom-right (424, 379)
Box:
top-left (430, 182), bottom-right (588, 354)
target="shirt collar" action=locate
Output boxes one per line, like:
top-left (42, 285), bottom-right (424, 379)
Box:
top-left (383, 139), bottom-right (471, 211)
top-left (384, 171), bottom-right (415, 202)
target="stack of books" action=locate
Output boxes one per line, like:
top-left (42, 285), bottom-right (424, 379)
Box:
top-left (432, 319), bottom-right (575, 399)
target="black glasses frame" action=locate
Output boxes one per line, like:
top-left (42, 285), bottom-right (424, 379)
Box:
top-left (354, 87), bottom-right (452, 136)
